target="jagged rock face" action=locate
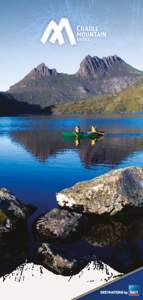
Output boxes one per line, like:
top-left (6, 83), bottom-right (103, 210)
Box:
top-left (35, 208), bottom-right (85, 241)
top-left (29, 63), bottom-right (57, 79)
top-left (78, 55), bottom-right (124, 78)
top-left (103, 55), bottom-right (122, 66)
top-left (57, 167), bottom-right (143, 215)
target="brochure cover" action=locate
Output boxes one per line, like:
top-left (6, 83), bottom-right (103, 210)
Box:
top-left (0, 1), bottom-right (143, 299)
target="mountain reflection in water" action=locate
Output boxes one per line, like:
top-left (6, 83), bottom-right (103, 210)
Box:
top-left (11, 129), bottom-right (143, 167)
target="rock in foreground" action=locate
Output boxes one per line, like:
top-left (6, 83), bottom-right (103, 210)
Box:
top-left (0, 188), bottom-right (35, 276)
top-left (57, 167), bottom-right (143, 215)
top-left (35, 208), bottom-right (86, 241)
top-left (0, 187), bottom-right (33, 235)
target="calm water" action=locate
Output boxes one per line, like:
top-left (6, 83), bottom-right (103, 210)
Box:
top-left (1, 114), bottom-right (143, 274)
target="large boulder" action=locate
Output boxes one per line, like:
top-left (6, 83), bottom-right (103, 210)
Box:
top-left (35, 208), bottom-right (86, 241)
top-left (57, 167), bottom-right (143, 215)
top-left (0, 188), bottom-right (33, 236)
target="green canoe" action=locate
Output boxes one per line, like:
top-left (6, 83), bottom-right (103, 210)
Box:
top-left (63, 131), bottom-right (104, 139)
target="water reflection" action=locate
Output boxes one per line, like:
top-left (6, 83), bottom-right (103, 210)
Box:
top-left (35, 214), bottom-right (143, 275)
top-left (10, 129), bottom-right (143, 168)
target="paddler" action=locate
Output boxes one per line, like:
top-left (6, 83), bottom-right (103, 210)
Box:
top-left (90, 125), bottom-right (97, 133)
top-left (74, 126), bottom-right (81, 134)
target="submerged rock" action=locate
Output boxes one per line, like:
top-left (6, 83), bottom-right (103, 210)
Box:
top-left (37, 242), bottom-right (95, 276)
top-left (37, 233), bottom-right (143, 275)
top-left (35, 209), bottom-right (143, 275)
top-left (57, 167), bottom-right (143, 215)
top-left (35, 208), bottom-right (86, 241)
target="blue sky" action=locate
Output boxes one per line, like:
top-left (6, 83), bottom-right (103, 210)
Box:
top-left (0, 0), bottom-right (143, 91)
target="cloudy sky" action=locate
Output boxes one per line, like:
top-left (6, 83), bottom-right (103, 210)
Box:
top-left (0, 0), bottom-right (143, 90)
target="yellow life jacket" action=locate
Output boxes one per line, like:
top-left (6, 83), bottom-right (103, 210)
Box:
top-left (91, 126), bottom-right (97, 133)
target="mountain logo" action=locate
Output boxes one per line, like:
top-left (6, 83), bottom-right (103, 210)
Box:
top-left (41, 18), bottom-right (76, 46)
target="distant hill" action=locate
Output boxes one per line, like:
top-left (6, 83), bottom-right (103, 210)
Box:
top-left (52, 79), bottom-right (143, 114)
top-left (0, 92), bottom-right (52, 116)
top-left (8, 55), bottom-right (143, 108)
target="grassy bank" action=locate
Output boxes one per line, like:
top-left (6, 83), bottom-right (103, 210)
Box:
top-left (53, 80), bottom-right (143, 114)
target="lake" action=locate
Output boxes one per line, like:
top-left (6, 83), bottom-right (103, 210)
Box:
top-left (1, 113), bottom-right (143, 276)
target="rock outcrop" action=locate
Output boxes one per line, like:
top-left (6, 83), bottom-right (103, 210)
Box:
top-left (57, 167), bottom-right (143, 215)
top-left (77, 55), bottom-right (123, 78)
top-left (0, 188), bottom-right (35, 276)
top-left (35, 208), bottom-right (86, 241)
top-left (0, 187), bottom-right (33, 236)
top-left (30, 63), bottom-right (58, 79)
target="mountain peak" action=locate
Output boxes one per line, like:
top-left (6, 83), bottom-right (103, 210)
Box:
top-left (31, 63), bottom-right (58, 79)
top-left (78, 55), bottom-right (124, 78)
top-left (36, 62), bottom-right (47, 70)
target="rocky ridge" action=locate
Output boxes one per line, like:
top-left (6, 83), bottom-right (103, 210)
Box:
top-left (8, 55), bottom-right (143, 107)
top-left (77, 55), bottom-right (124, 78)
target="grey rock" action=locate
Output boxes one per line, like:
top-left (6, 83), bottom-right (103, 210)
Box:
top-left (77, 55), bottom-right (140, 79)
top-left (78, 55), bottom-right (123, 78)
top-left (57, 167), bottom-right (143, 215)
top-left (32, 63), bottom-right (58, 79)
top-left (35, 208), bottom-right (85, 240)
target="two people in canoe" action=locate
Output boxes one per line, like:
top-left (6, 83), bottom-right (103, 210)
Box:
top-left (74, 125), bottom-right (98, 147)
top-left (74, 125), bottom-right (97, 134)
